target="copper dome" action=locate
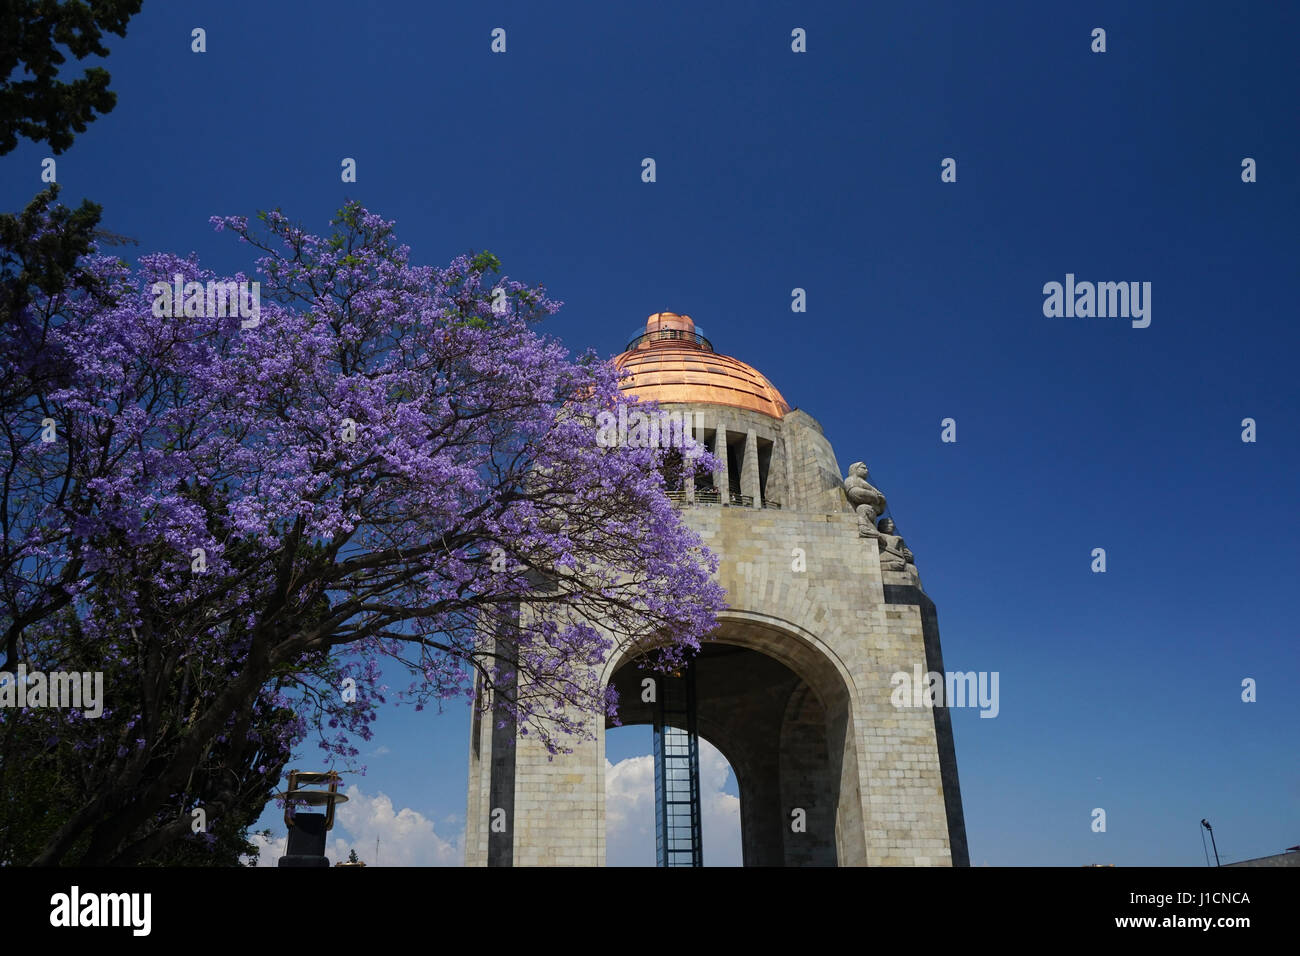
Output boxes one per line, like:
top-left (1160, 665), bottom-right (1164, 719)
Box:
top-left (613, 312), bottom-right (790, 419)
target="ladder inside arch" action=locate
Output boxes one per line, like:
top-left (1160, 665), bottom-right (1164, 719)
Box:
top-left (654, 659), bottom-right (703, 867)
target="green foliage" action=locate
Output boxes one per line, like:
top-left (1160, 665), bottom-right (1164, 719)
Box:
top-left (0, 0), bottom-right (144, 155)
top-left (469, 250), bottom-right (501, 275)
top-left (0, 184), bottom-right (104, 310)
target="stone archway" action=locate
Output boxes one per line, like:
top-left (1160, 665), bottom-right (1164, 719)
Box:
top-left (603, 613), bottom-right (864, 866)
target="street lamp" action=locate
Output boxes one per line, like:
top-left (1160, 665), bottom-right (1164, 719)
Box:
top-left (1201, 819), bottom-right (1221, 867)
top-left (275, 770), bottom-right (349, 868)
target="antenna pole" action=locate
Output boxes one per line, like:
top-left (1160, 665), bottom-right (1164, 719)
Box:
top-left (1201, 819), bottom-right (1221, 866)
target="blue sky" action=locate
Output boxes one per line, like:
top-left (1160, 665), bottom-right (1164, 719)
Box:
top-left (4, 0), bottom-right (1296, 866)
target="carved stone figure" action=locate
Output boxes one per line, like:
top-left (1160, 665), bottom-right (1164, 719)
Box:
top-left (876, 517), bottom-right (919, 584)
top-left (843, 462), bottom-right (886, 537)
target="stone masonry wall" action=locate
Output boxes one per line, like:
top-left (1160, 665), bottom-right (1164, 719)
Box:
top-left (465, 403), bottom-right (960, 866)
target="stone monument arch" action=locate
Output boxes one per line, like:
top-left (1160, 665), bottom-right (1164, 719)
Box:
top-left (465, 312), bottom-right (968, 866)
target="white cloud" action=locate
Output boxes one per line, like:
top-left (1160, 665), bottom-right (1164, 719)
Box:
top-left (606, 738), bottom-right (741, 866)
top-left (248, 830), bottom-right (288, 867)
top-left (605, 754), bottom-right (655, 866)
top-left (248, 786), bottom-right (463, 867)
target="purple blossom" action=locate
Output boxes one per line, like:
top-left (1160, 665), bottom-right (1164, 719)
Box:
top-left (2, 199), bottom-right (725, 863)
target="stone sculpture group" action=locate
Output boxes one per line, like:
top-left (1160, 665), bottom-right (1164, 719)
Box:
top-left (843, 462), bottom-right (919, 585)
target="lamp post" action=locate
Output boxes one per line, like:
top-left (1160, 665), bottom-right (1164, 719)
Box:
top-left (276, 770), bottom-right (349, 868)
top-left (1201, 819), bottom-right (1221, 867)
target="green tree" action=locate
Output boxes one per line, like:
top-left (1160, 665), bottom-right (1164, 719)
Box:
top-left (0, 0), bottom-right (144, 155)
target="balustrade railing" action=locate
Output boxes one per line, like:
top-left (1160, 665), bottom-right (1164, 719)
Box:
top-left (665, 488), bottom-right (780, 509)
top-left (626, 328), bottom-right (714, 352)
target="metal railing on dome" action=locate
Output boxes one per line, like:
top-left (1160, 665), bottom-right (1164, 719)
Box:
top-left (625, 328), bottom-right (715, 353)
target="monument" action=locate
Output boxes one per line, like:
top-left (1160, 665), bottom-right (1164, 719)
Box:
top-left (465, 312), bottom-right (968, 866)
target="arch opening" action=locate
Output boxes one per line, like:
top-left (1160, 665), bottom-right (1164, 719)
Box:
top-left (605, 625), bottom-right (855, 867)
top-left (604, 724), bottom-right (742, 866)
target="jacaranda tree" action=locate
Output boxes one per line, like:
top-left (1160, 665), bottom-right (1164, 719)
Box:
top-left (0, 199), bottom-right (724, 865)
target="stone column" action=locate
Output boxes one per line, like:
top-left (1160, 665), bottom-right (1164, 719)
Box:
top-left (716, 422), bottom-right (729, 504)
top-left (685, 412), bottom-right (703, 502)
top-left (742, 428), bottom-right (761, 507)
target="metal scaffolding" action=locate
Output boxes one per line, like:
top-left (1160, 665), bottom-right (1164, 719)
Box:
top-left (654, 659), bottom-right (703, 867)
